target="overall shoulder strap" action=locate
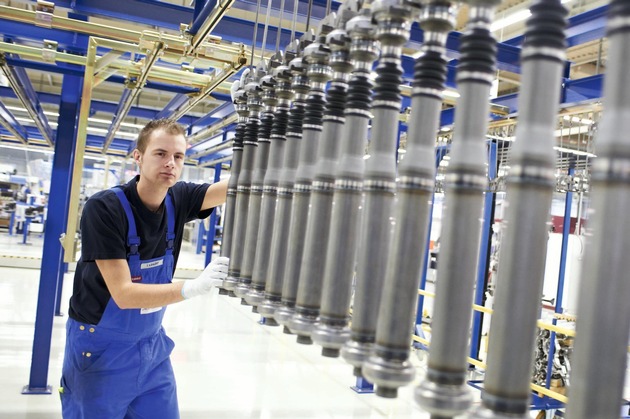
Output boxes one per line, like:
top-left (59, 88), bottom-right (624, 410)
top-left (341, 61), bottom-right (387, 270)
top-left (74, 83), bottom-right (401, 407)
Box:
top-left (164, 192), bottom-right (175, 251)
top-left (112, 187), bottom-right (140, 257)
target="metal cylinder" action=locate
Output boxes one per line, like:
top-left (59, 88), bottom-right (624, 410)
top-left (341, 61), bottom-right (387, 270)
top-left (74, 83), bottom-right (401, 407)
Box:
top-left (223, 78), bottom-right (252, 293)
top-left (248, 59), bottom-right (294, 309)
top-left (234, 63), bottom-right (279, 298)
top-left (234, 67), bottom-right (267, 299)
top-left (411, 1), bottom-right (499, 415)
top-left (258, 22), bottom-right (335, 321)
top-left (219, 84), bottom-right (245, 263)
top-left (361, 1), bottom-right (456, 400)
top-left (469, 1), bottom-right (568, 418)
top-left (250, 43), bottom-right (311, 309)
top-left (564, 2), bottom-right (630, 418)
top-left (340, 0), bottom-right (415, 368)
top-left (289, 9), bottom-right (378, 345)
top-left (273, 9), bottom-right (357, 330)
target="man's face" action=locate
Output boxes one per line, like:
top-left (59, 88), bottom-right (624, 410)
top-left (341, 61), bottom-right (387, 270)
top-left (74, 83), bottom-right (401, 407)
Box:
top-left (134, 129), bottom-right (187, 188)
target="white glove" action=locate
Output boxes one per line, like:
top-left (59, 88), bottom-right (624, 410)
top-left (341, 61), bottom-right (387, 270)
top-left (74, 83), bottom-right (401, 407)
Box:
top-left (181, 256), bottom-right (229, 299)
top-left (230, 79), bottom-right (240, 102)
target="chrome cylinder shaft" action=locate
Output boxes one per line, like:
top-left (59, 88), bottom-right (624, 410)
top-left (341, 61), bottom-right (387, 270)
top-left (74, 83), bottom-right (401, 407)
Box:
top-left (258, 20), bottom-right (335, 320)
top-left (341, 0), bottom-right (416, 368)
top-left (248, 57), bottom-right (295, 307)
top-left (469, 1), bottom-right (568, 418)
top-left (223, 76), bottom-right (253, 293)
top-left (273, 8), bottom-right (357, 329)
top-left (289, 8), bottom-right (378, 345)
top-left (219, 81), bottom-right (246, 265)
top-left (564, 2), bottom-right (630, 418)
top-left (254, 40), bottom-right (312, 308)
top-left (235, 66), bottom-right (267, 299)
top-left (413, 0), bottom-right (499, 415)
top-left (362, 0), bottom-right (456, 400)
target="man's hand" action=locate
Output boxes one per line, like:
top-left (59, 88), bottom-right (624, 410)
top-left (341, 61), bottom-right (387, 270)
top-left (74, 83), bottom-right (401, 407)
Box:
top-left (181, 257), bottom-right (229, 299)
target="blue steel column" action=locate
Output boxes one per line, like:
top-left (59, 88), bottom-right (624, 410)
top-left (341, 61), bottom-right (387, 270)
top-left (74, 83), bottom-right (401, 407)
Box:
top-left (24, 72), bottom-right (82, 394)
top-left (469, 140), bottom-right (497, 361)
top-left (205, 163), bottom-right (222, 266)
top-left (543, 166), bottom-right (573, 390)
top-left (416, 145), bottom-right (449, 326)
top-left (54, 68), bottom-right (84, 316)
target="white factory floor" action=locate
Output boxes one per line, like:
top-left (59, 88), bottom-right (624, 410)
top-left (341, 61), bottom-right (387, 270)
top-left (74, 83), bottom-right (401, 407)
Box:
top-left (0, 232), bottom-right (566, 419)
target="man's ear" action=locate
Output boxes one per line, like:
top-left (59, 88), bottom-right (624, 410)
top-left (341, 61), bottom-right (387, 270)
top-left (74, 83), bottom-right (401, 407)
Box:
top-left (132, 149), bottom-right (141, 164)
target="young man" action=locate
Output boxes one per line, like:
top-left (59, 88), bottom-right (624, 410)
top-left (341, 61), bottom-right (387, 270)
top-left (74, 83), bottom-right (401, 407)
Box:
top-left (60, 119), bottom-right (229, 418)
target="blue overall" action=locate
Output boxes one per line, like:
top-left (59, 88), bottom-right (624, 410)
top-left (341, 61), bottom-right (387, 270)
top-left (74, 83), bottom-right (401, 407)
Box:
top-left (61, 188), bottom-right (180, 419)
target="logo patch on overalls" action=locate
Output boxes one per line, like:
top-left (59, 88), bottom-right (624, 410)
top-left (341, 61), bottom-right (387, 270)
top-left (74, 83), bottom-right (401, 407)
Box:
top-left (141, 259), bottom-right (164, 269)
top-left (140, 307), bottom-right (162, 315)
top-left (131, 275), bottom-right (142, 282)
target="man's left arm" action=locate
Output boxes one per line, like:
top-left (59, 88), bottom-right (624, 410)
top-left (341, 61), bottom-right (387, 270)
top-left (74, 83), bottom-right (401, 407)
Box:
top-left (201, 179), bottom-right (228, 211)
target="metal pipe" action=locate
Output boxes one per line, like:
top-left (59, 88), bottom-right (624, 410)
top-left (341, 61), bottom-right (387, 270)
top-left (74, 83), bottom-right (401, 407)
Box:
top-left (340, 0), bottom-right (416, 368)
top-left (249, 51), bottom-right (294, 315)
top-left (94, 50), bottom-right (124, 73)
top-left (0, 54), bottom-right (54, 146)
top-left (274, 2), bottom-right (357, 332)
top-left (564, 2), bottom-right (630, 418)
top-left (415, 0), bottom-right (499, 414)
top-left (234, 63), bottom-right (270, 301)
top-left (0, 40), bottom-right (216, 89)
top-left (93, 67), bottom-right (121, 87)
top-left (0, 101), bottom-right (28, 144)
top-left (362, 0), bottom-right (457, 400)
top-left (469, 1), bottom-right (568, 418)
top-left (103, 41), bottom-right (165, 152)
top-left (255, 17), bottom-right (335, 317)
top-left (0, 5), bottom-right (243, 66)
top-left (289, 7), bottom-right (376, 345)
top-left (170, 62), bottom-right (244, 122)
top-left (314, 0), bottom-right (401, 357)
top-left (199, 154), bottom-right (233, 167)
top-left (415, 0), bottom-right (498, 418)
top-left (248, 39), bottom-right (311, 308)
top-left (236, 61), bottom-right (278, 298)
top-left (190, 138), bottom-right (233, 159)
top-left (224, 71), bottom-right (256, 294)
top-left (189, 0), bottom-right (237, 53)
top-left (219, 81), bottom-right (246, 292)
top-left (63, 37), bottom-right (97, 262)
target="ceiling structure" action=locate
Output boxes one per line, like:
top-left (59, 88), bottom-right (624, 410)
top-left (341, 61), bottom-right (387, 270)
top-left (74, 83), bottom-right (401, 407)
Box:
top-left (0, 0), bottom-right (611, 169)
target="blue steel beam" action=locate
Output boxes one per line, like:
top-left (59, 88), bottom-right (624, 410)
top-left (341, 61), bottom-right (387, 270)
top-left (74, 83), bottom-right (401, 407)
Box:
top-left (470, 141), bottom-right (498, 361)
top-left (504, 5), bottom-right (608, 48)
top-left (25, 70), bottom-right (82, 394)
top-left (155, 93), bottom-right (191, 119)
top-left (45, 0), bottom-right (340, 32)
top-left (563, 73), bottom-right (603, 104)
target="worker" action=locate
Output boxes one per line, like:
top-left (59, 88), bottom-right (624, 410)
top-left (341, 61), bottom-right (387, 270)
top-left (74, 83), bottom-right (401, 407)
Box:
top-left (60, 118), bottom-right (229, 418)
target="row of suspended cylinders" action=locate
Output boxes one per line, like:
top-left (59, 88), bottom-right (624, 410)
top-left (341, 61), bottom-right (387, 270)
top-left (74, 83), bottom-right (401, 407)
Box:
top-left (216, 0), bottom-right (630, 418)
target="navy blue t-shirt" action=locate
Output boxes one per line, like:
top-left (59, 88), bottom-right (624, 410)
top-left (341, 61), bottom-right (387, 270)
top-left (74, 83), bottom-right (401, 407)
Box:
top-left (68, 176), bottom-right (213, 325)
